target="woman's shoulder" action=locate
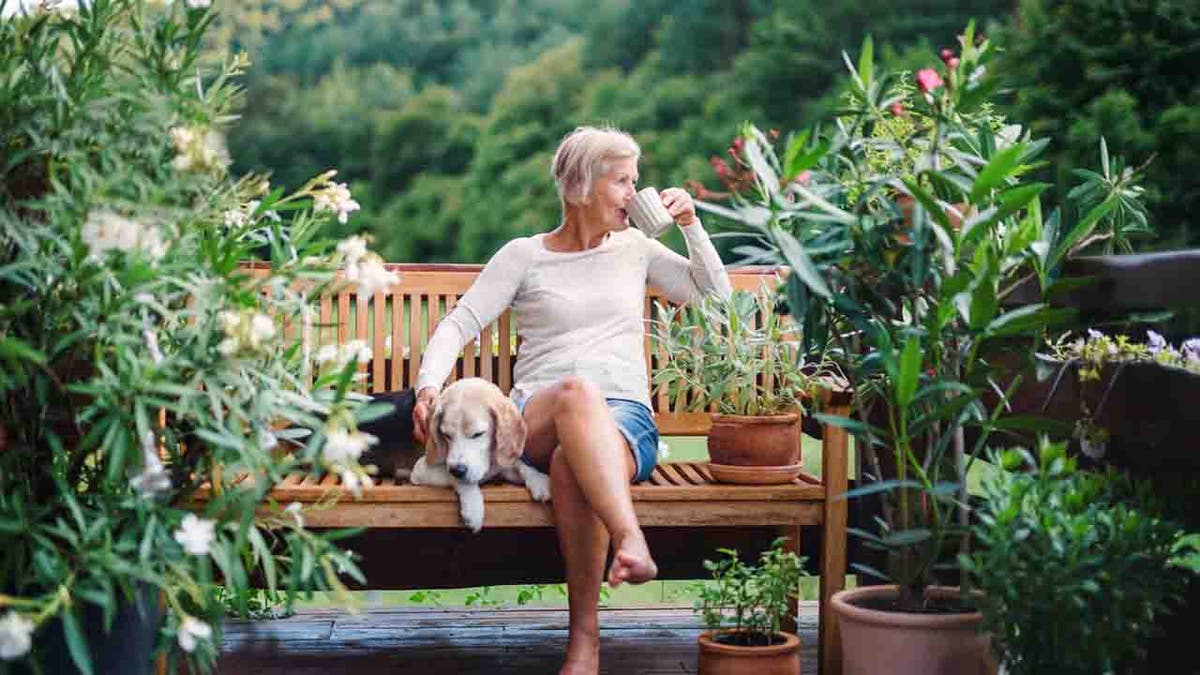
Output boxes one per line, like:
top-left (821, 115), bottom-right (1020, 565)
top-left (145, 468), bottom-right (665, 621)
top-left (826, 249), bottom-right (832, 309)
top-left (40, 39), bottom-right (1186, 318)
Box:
top-left (489, 235), bottom-right (541, 263)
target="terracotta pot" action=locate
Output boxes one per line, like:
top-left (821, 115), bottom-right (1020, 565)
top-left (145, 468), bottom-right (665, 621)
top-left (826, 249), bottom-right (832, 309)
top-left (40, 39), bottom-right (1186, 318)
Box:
top-left (708, 413), bottom-right (800, 466)
top-left (707, 413), bottom-right (802, 484)
top-left (697, 631), bottom-right (800, 675)
top-left (832, 585), bottom-right (996, 675)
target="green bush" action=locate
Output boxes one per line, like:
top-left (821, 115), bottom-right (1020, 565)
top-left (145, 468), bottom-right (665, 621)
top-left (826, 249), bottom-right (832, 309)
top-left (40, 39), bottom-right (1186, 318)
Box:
top-left (0, 2), bottom-right (394, 671)
top-left (963, 441), bottom-right (1192, 675)
top-left (691, 538), bottom-right (808, 646)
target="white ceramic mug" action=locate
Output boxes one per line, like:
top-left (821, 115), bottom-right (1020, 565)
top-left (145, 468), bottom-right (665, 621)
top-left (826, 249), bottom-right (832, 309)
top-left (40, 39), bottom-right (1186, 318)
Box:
top-left (627, 187), bottom-right (675, 238)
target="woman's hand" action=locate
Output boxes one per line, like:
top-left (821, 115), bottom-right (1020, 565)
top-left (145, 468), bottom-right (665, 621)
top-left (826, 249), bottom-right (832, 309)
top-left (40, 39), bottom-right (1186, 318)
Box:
top-left (660, 187), bottom-right (697, 227)
top-left (412, 386), bottom-right (439, 443)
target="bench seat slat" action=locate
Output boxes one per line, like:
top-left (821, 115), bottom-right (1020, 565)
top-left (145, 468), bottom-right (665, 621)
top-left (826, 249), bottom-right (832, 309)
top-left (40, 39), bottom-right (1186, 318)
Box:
top-left (256, 500), bottom-right (823, 529)
top-left (194, 463), bottom-right (824, 506)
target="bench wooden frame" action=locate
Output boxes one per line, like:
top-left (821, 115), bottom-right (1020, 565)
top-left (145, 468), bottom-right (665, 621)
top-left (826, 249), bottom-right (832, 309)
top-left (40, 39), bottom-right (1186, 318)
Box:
top-left (236, 261), bottom-right (849, 675)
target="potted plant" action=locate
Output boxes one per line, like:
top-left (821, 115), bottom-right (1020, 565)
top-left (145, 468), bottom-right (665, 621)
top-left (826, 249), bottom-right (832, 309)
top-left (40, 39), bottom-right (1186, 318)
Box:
top-left (695, 23), bottom-right (1144, 673)
top-left (0, 2), bottom-right (394, 672)
top-left (964, 439), bottom-right (1195, 675)
top-left (691, 538), bottom-right (808, 674)
top-left (651, 287), bottom-right (840, 484)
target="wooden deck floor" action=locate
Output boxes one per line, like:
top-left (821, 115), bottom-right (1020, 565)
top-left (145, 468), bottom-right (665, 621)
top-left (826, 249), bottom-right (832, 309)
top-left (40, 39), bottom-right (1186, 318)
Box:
top-left (217, 603), bottom-right (820, 674)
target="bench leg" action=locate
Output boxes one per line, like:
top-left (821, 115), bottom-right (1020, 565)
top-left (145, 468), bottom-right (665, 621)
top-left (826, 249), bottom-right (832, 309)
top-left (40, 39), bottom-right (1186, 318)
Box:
top-left (778, 525), bottom-right (801, 636)
top-left (820, 405), bottom-right (851, 675)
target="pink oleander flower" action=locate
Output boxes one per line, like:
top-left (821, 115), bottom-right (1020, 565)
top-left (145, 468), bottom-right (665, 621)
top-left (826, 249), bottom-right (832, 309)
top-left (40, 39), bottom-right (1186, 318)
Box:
top-left (915, 68), bottom-right (944, 93)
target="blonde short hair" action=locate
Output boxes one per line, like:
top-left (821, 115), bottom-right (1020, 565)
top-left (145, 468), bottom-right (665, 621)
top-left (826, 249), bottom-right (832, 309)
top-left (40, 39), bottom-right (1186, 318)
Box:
top-left (552, 126), bottom-right (640, 209)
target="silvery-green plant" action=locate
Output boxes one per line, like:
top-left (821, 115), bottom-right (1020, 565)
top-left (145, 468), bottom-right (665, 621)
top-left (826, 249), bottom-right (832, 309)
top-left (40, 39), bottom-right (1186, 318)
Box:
top-left (650, 287), bottom-right (838, 416)
top-left (0, 1), bottom-right (396, 671)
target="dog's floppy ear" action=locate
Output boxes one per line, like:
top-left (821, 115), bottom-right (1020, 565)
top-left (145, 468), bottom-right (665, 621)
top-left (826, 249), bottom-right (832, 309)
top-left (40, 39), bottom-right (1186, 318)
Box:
top-left (488, 392), bottom-right (526, 467)
top-left (424, 396), bottom-right (448, 465)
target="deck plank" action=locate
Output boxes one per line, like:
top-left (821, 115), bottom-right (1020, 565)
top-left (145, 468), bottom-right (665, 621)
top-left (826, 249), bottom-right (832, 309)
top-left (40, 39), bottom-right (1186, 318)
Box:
top-left (217, 604), bottom-right (819, 674)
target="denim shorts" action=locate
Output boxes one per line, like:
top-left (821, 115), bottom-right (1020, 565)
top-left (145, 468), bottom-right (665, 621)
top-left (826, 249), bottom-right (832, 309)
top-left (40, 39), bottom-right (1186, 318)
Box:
top-left (513, 392), bottom-right (660, 483)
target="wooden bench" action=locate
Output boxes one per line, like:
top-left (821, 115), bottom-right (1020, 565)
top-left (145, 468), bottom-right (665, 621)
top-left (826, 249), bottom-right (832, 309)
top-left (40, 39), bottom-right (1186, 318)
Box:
top-left (226, 261), bottom-right (850, 675)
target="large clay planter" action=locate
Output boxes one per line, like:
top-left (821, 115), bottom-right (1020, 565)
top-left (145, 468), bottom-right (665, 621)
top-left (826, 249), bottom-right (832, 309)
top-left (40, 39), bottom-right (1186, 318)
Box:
top-left (831, 585), bottom-right (996, 675)
top-left (697, 631), bottom-right (800, 675)
top-left (707, 413), bottom-right (801, 484)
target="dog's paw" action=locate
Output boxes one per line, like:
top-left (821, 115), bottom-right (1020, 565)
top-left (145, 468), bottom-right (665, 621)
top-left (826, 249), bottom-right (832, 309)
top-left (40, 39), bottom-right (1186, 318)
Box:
top-left (457, 485), bottom-right (485, 533)
top-left (519, 464), bottom-right (552, 502)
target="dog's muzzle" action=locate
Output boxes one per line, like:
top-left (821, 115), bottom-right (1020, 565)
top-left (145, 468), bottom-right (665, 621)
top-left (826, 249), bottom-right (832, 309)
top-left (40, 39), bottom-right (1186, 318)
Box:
top-left (448, 463), bottom-right (469, 480)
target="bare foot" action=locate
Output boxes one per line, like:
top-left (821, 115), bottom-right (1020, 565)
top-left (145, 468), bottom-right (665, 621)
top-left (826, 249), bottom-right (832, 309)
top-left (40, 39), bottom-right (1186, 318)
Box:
top-left (559, 634), bottom-right (599, 675)
top-left (607, 533), bottom-right (658, 586)
top-left (559, 656), bottom-right (599, 675)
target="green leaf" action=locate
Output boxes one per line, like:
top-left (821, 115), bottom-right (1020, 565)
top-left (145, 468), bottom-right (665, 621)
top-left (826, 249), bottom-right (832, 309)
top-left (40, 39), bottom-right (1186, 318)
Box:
top-left (970, 143), bottom-right (1026, 203)
top-left (984, 305), bottom-right (1075, 338)
top-left (62, 607), bottom-right (95, 675)
top-left (969, 280), bottom-right (999, 331)
top-left (857, 35), bottom-right (875, 90)
top-left (772, 227), bottom-right (831, 299)
top-left (1051, 194), bottom-right (1117, 265)
top-left (895, 336), bottom-right (921, 408)
top-left (840, 479), bottom-right (927, 501)
top-left (986, 415), bottom-right (1074, 436)
top-left (811, 413), bottom-right (887, 442)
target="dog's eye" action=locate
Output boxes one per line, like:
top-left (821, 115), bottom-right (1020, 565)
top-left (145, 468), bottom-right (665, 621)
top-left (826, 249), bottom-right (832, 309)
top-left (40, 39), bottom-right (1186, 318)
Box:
top-left (469, 431), bottom-right (487, 439)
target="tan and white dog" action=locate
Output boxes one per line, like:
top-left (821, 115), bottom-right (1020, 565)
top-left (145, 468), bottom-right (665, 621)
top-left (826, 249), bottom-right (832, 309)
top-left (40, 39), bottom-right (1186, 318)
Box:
top-left (410, 378), bottom-right (551, 531)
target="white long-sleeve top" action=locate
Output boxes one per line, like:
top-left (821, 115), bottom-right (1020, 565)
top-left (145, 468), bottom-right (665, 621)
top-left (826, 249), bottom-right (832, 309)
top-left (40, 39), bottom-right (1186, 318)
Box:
top-left (415, 222), bottom-right (732, 408)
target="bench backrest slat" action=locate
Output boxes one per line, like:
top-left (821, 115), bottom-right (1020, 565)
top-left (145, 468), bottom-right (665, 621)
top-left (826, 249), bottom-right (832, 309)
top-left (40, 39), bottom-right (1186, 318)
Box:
top-left (241, 262), bottom-right (784, 436)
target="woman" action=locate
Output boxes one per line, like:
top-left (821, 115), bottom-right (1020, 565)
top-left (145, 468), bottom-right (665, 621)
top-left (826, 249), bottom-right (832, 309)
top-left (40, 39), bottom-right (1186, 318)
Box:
top-left (412, 126), bottom-right (731, 674)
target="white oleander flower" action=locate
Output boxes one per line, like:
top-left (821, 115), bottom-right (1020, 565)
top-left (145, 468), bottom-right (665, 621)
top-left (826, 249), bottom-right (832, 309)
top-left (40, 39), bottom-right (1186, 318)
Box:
top-left (143, 326), bottom-right (164, 365)
top-left (284, 501), bottom-right (304, 528)
top-left (340, 469), bottom-right (373, 494)
top-left (81, 210), bottom-right (166, 261)
top-left (248, 313), bottom-right (276, 347)
top-left (130, 431), bottom-right (171, 497)
top-left (352, 258), bottom-right (399, 297)
top-left (223, 208), bottom-right (248, 229)
top-left (316, 341), bottom-right (372, 371)
top-left (315, 344), bottom-right (340, 365)
top-left (258, 429), bottom-right (279, 451)
top-left (337, 235), bottom-right (369, 265)
top-left (345, 340), bottom-right (371, 365)
top-left (177, 615), bottom-right (212, 652)
top-left (313, 181), bottom-right (360, 224)
top-left (322, 428), bottom-right (378, 465)
top-left (168, 125), bottom-right (229, 173)
top-left (173, 514), bottom-right (215, 556)
top-left (184, 0), bottom-right (212, 8)
top-left (0, 611), bottom-right (34, 661)
top-left (216, 338), bottom-right (237, 356)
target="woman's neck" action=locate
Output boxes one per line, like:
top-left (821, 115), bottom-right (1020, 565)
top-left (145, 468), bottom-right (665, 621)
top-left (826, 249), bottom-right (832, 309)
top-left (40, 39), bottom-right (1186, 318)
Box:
top-left (546, 209), bottom-right (609, 252)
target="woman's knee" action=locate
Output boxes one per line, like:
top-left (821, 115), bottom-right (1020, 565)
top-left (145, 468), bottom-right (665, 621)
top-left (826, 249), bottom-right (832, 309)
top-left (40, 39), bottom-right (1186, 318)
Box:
top-left (552, 376), bottom-right (604, 417)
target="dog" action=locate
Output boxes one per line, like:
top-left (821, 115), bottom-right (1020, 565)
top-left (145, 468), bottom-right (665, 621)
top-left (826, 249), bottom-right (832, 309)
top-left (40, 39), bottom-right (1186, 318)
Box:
top-left (358, 378), bottom-right (550, 532)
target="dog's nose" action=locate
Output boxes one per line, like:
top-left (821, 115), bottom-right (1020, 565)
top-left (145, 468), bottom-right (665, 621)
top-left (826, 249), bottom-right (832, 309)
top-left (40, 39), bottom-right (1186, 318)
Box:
top-left (448, 464), bottom-right (468, 479)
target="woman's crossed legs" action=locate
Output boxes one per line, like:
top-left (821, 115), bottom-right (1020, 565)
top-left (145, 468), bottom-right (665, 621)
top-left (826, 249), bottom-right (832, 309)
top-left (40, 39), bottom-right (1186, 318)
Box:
top-left (519, 376), bottom-right (658, 674)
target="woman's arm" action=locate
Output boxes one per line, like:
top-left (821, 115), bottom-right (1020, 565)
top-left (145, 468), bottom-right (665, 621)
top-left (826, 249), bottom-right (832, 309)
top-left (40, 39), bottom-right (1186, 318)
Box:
top-left (414, 239), bottom-right (530, 394)
top-left (645, 217), bottom-right (733, 304)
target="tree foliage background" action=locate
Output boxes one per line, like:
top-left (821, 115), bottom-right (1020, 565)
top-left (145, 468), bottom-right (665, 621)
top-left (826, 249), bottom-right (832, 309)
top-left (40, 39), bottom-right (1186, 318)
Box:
top-left (212, 0), bottom-right (1198, 262)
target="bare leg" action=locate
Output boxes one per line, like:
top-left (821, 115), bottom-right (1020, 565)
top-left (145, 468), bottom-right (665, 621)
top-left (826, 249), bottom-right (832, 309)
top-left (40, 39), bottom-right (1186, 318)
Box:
top-left (522, 378), bottom-right (660, 674)
top-left (550, 447), bottom-right (606, 675)
top-left (523, 377), bottom-right (658, 586)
